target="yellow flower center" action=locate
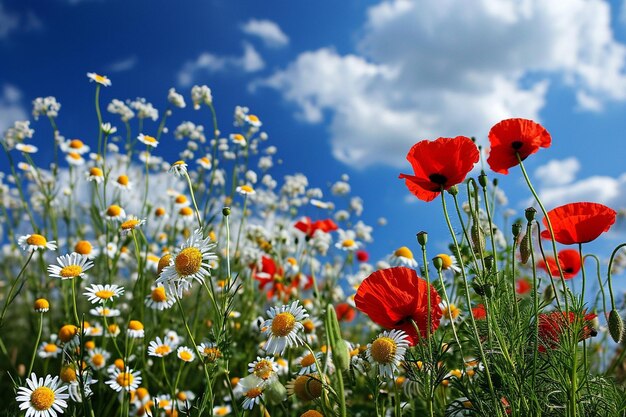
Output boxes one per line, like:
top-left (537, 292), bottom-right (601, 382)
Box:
top-left (157, 254), bottom-right (172, 275)
top-left (302, 319), bottom-right (315, 334)
top-left (248, 115), bottom-right (260, 123)
top-left (89, 167), bottom-right (104, 177)
top-left (300, 353), bottom-right (316, 368)
top-left (215, 407), bottom-right (230, 416)
top-left (394, 246), bottom-right (414, 259)
top-left (60, 366), bottom-right (77, 383)
top-left (95, 290), bottom-right (115, 299)
top-left (253, 360), bottom-right (274, 380)
top-left (155, 207), bottom-right (166, 217)
top-left (174, 247), bottom-right (203, 276)
top-left (70, 139), bottom-right (84, 149)
top-left (342, 239), bottom-right (355, 248)
top-left (239, 185), bottom-right (254, 193)
top-left (173, 160), bottom-right (185, 166)
top-left (117, 175), bottom-right (129, 185)
top-left (128, 320), bottom-right (144, 331)
top-left (116, 372), bottom-right (134, 387)
top-left (114, 358), bottom-right (125, 370)
top-left (436, 254), bottom-right (453, 269)
top-left (232, 134), bottom-right (245, 142)
top-left (443, 304), bottom-right (460, 320)
top-left (202, 347), bottom-right (222, 362)
top-left (92, 353), bottom-right (105, 367)
top-left (293, 374), bottom-right (323, 401)
top-left (245, 387), bottom-right (263, 399)
top-left (142, 135), bottom-right (157, 144)
top-left (271, 312), bottom-right (296, 337)
top-left (107, 205), bottom-right (122, 217)
top-left (370, 337), bottom-right (397, 364)
top-left (34, 298), bottom-right (50, 311)
top-left (30, 386), bottom-right (55, 411)
top-left (68, 152), bottom-right (82, 160)
top-left (94, 74), bottom-right (109, 84)
top-left (59, 265), bottom-right (83, 278)
top-left (74, 240), bottom-right (93, 255)
top-left (175, 195), bottom-right (188, 204)
top-left (121, 219), bottom-right (141, 230)
top-left (179, 206), bottom-right (193, 216)
top-left (179, 350), bottom-right (193, 361)
top-left (155, 345), bottom-right (171, 356)
top-left (286, 257), bottom-right (297, 266)
top-left (199, 157), bottom-right (210, 165)
top-left (44, 343), bottom-right (57, 353)
top-left (26, 234), bottom-right (47, 246)
top-left (151, 287), bottom-right (167, 302)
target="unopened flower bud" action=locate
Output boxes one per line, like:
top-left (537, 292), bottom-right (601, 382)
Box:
top-left (543, 285), bottom-right (554, 303)
top-left (264, 378), bottom-right (288, 405)
top-left (608, 309), bottom-right (624, 343)
top-left (478, 173), bottom-right (488, 188)
top-left (327, 304), bottom-right (350, 371)
top-left (222, 207), bottom-right (231, 216)
top-left (512, 222), bottom-right (522, 238)
top-left (525, 207), bottom-right (537, 222)
top-left (432, 256), bottom-right (444, 272)
top-left (447, 185), bottom-right (458, 196)
top-left (416, 231), bottom-right (428, 247)
top-left (519, 233), bottom-right (531, 265)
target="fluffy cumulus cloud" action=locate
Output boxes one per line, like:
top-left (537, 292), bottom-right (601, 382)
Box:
top-left (106, 56), bottom-right (138, 73)
top-left (0, 85), bottom-right (27, 135)
top-left (241, 19), bottom-right (289, 48)
top-left (0, 3), bottom-right (41, 39)
top-left (178, 42), bottom-right (264, 86)
top-left (260, 0), bottom-right (626, 168)
top-left (534, 157), bottom-right (581, 187)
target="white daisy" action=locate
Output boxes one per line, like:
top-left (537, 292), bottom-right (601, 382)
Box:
top-left (335, 229), bottom-right (360, 251)
top-left (248, 356), bottom-right (278, 381)
top-left (127, 320), bottom-right (145, 338)
top-left (60, 139), bottom-right (90, 155)
top-left (197, 156), bottom-right (212, 170)
top-left (434, 253), bottom-right (461, 273)
top-left (236, 184), bottom-right (255, 195)
top-left (89, 306), bottom-right (121, 317)
top-left (87, 347), bottom-right (111, 370)
top-left (196, 342), bottom-right (222, 362)
top-left (366, 329), bottom-right (409, 379)
top-left (16, 143), bottom-right (38, 153)
top-left (213, 405), bottom-right (232, 416)
top-left (83, 284), bottom-right (124, 304)
top-left (16, 373), bottom-right (69, 417)
top-left (113, 174), bottom-right (132, 191)
top-left (238, 374), bottom-right (265, 410)
top-left (173, 194), bottom-right (191, 209)
top-left (87, 72), bottom-right (112, 87)
top-left (73, 240), bottom-right (98, 259)
top-left (169, 160), bottom-right (188, 177)
top-left (177, 346), bottom-right (195, 362)
top-left (156, 229), bottom-right (217, 296)
top-left (389, 246), bottom-right (418, 268)
top-left (230, 133), bottom-right (247, 146)
top-left (144, 285), bottom-right (175, 310)
top-left (48, 253), bottom-right (93, 280)
top-left (66, 152), bottom-right (86, 166)
top-left (296, 351), bottom-right (322, 375)
top-left (103, 205), bottom-right (126, 222)
top-left (137, 133), bottom-right (159, 148)
top-left (18, 234), bottom-right (57, 252)
top-left (105, 367), bottom-right (141, 392)
top-left (148, 337), bottom-right (175, 358)
top-left (262, 300), bottom-right (308, 355)
top-left (119, 216), bottom-right (146, 237)
top-left (86, 167), bottom-right (104, 183)
top-left (37, 342), bottom-right (60, 359)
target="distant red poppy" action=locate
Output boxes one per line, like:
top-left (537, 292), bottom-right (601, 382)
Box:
top-left (537, 249), bottom-right (581, 279)
top-left (294, 217), bottom-right (338, 238)
top-left (540, 202), bottom-right (617, 245)
top-left (487, 118), bottom-right (551, 174)
top-left (335, 303), bottom-right (356, 322)
top-left (515, 278), bottom-right (532, 295)
top-left (354, 267), bottom-right (442, 345)
top-left (399, 136), bottom-right (479, 202)
top-left (356, 250), bottom-right (369, 263)
top-left (538, 311), bottom-right (597, 352)
top-left (253, 256), bottom-right (294, 301)
top-left (471, 304), bottom-right (486, 320)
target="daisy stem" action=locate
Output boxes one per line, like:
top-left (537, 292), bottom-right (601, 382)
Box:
top-left (95, 84), bottom-right (103, 156)
top-left (436, 269), bottom-right (465, 361)
top-left (234, 195), bottom-right (249, 264)
top-left (529, 221), bottom-right (540, 391)
top-left (479, 177), bottom-right (500, 276)
top-left (27, 312), bottom-right (43, 375)
top-left (71, 278), bottom-right (80, 325)
top-left (0, 250), bottom-right (34, 327)
top-left (439, 192), bottom-right (502, 416)
top-left (184, 171), bottom-right (203, 230)
top-left (141, 148), bottom-right (150, 217)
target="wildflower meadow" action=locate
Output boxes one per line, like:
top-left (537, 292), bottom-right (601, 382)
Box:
top-left (1, 73), bottom-right (626, 417)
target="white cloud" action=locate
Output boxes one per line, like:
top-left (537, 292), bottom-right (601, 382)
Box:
top-left (0, 3), bottom-right (21, 38)
top-left (178, 42), bottom-right (264, 86)
top-left (534, 157), bottom-right (581, 187)
top-left (107, 56), bottom-right (138, 73)
top-left (536, 173), bottom-right (626, 209)
top-left (241, 19), bottom-right (289, 48)
top-left (259, 0), bottom-right (626, 168)
top-left (0, 85), bottom-right (27, 135)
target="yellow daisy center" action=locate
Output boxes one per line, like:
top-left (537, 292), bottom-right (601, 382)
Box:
top-left (245, 387), bottom-right (263, 399)
top-left (70, 139), bottom-right (84, 149)
top-left (117, 175), bottom-right (129, 185)
top-left (34, 298), bottom-right (50, 311)
top-left (74, 240), bottom-right (93, 255)
top-left (155, 207), bottom-right (166, 217)
top-left (301, 411), bottom-right (324, 417)
top-left (286, 257), bottom-right (297, 266)
top-left (95, 290), bottom-right (115, 299)
top-left (300, 353), bottom-right (316, 368)
top-left (89, 167), bottom-right (103, 177)
top-left (443, 304), bottom-right (460, 319)
top-left (68, 152), bottom-right (82, 160)
top-left (142, 135), bottom-right (157, 144)
top-left (114, 359), bottom-right (125, 370)
top-left (59, 265), bottom-right (83, 278)
top-left (94, 74), bottom-right (109, 84)
top-left (394, 246), bottom-right (414, 259)
top-left (128, 320), bottom-right (144, 331)
top-left (174, 247), bottom-right (203, 276)
top-left (215, 407), bottom-right (230, 416)
top-left (370, 337), bottom-right (397, 364)
top-left (253, 360), bottom-right (274, 380)
top-left (302, 319), bottom-right (315, 334)
top-left (155, 345), bottom-right (171, 356)
top-left (200, 157), bottom-right (210, 165)
top-left (121, 219), bottom-right (141, 230)
top-left (173, 160), bottom-right (185, 166)
top-left (92, 353), bottom-right (105, 367)
top-left (271, 312), bottom-right (296, 337)
top-left (116, 372), bottom-right (134, 387)
top-left (26, 234), bottom-right (47, 246)
top-left (239, 185), bottom-right (253, 193)
top-left (30, 386), bottom-right (55, 411)
top-left (43, 343), bottom-right (57, 353)
top-left (342, 239), bottom-right (355, 248)
top-left (107, 205), bottom-right (122, 217)
top-left (248, 115), bottom-right (260, 123)
top-left (293, 375), bottom-right (323, 401)
top-left (436, 254), bottom-right (453, 269)
top-left (157, 254), bottom-right (172, 275)
top-left (203, 347), bottom-right (221, 361)
top-left (151, 287), bottom-right (167, 302)
top-left (179, 350), bottom-right (193, 361)
top-left (179, 207), bottom-right (193, 216)
top-left (60, 366), bottom-right (77, 383)
top-left (175, 195), bottom-right (188, 204)
top-left (232, 134), bottom-right (245, 142)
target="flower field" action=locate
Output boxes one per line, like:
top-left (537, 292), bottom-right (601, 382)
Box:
top-left (1, 74), bottom-right (626, 417)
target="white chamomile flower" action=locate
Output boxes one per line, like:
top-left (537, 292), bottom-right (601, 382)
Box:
top-left (83, 284), bottom-right (124, 304)
top-left (145, 285), bottom-right (175, 310)
top-left (119, 216), bottom-right (146, 236)
top-left (169, 160), bottom-right (188, 177)
top-left (60, 139), bottom-right (90, 154)
top-left (105, 367), bottom-right (141, 392)
top-left (366, 329), bottom-right (409, 379)
top-left (137, 133), bottom-right (159, 148)
top-left (434, 253), bottom-right (461, 273)
top-left (236, 184), bottom-right (255, 196)
top-left (16, 143), bottom-right (38, 154)
top-left (389, 246), bottom-right (418, 268)
top-left (335, 229), bottom-right (360, 251)
top-left (177, 346), bottom-right (195, 362)
top-left (48, 253), bottom-right (93, 280)
top-left (87, 72), bottom-right (112, 86)
top-left (148, 337), bottom-right (175, 357)
top-left (238, 374), bottom-right (265, 410)
top-left (16, 373), bottom-right (69, 417)
top-left (103, 205), bottom-right (126, 222)
top-left (248, 356), bottom-right (278, 381)
top-left (89, 306), bottom-right (121, 317)
top-left (18, 234), bottom-right (57, 252)
top-left (262, 300), bottom-right (308, 355)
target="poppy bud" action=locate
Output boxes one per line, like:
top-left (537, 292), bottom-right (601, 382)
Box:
top-left (326, 304), bottom-right (350, 371)
top-left (264, 378), bottom-right (288, 404)
top-left (432, 256), bottom-right (444, 272)
top-left (519, 233), bottom-right (531, 265)
top-left (484, 255), bottom-right (494, 272)
top-left (416, 231), bottom-right (428, 246)
top-left (543, 285), bottom-right (554, 303)
top-left (608, 309), bottom-right (624, 343)
top-left (492, 178), bottom-right (499, 187)
top-left (222, 207), bottom-right (231, 216)
top-left (470, 222), bottom-right (485, 254)
top-left (512, 222), bottom-right (522, 238)
top-left (478, 173), bottom-right (488, 188)
top-left (447, 185), bottom-right (459, 196)
top-left (524, 207), bottom-right (536, 222)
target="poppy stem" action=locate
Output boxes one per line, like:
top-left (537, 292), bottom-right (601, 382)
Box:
top-left (439, 192), bottom-right (502, 416)
top-left (606, 243), bottom-right (626, 311)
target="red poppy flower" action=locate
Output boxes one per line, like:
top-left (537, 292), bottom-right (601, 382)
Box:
top-left (354, 267), bottom-right (442, 345)
top-left (538, 311), bottom-right (597, 352)
top-left (515, 278), bottom-right (532, 295)
top-left (335, 303), bottom-right (356, 322)
top-left (294, 217), bottom-right (338, 238)
top-left (471, 304), bottom-right (486, 320)
top-left (356, 250), bottom-right (369, 263)
top-left (253, 256), bottom-right (294, 301)
top-left (537, 249), bottom-right (581, 279)
top-left (487, 118), bottom-right (551, 174)
top-left (399, 136), bottom-right (479, 202)
top-left (540, 202), bottom-right (617, 245)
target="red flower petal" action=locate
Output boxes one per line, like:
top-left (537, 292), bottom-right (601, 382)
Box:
top-left (541, 202), bottom-right (616, 245)
top-left (487, 118), bottom-right (551, 174)
top-left (537, 249), bottom-right (581, 279)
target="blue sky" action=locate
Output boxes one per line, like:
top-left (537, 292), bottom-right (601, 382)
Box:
top-left (2, 0), bottom-right (626, 270)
